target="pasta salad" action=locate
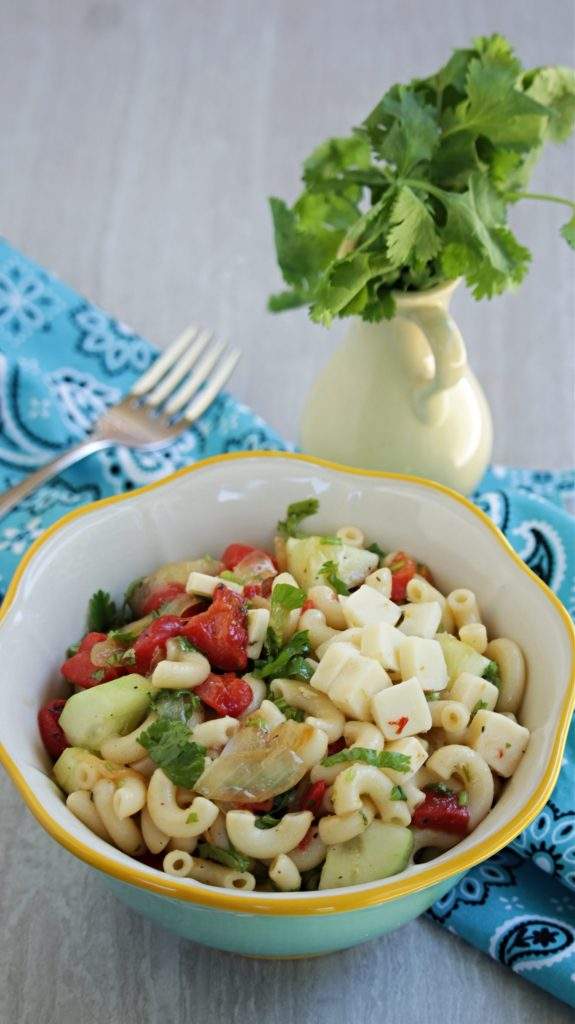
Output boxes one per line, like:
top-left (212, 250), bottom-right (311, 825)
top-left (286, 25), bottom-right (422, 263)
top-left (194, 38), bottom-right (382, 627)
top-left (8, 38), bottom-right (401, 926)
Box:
top-left (39, 498), bottom-right (530, 893)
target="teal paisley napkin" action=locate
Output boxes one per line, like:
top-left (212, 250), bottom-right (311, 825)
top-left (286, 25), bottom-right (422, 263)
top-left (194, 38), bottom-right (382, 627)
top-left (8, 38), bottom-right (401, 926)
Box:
top-left (0, 238), bottom-right (574, 1006)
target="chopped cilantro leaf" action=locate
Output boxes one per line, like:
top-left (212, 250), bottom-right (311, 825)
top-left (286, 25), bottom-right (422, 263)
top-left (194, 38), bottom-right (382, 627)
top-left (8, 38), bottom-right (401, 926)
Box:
top-left (186, 811), bottom-right (199, 824)
top-left (175, 636), bottom-right (198, 653)
top-left (254, 629), bottom-right (313, 682)
top-left (458, 790), bottom-right (469, 807)
top-left (197, 843), bottom-right (251, 873)
top-left (66, 641), bottom-right (80, 658)
top-left (390, 785), bottom-right (407, 801)
top-left (319, 560), bottom-right (350, 596)
top-left (269, 693), bottom-right (305, 722)
top-left (139, 719), bottom-right (206, 788)
top-left (87, 589), bottom-right (118, 632)
top-left (319, 535), bottom-right (342, 546)
top-left (483, 660), bottom-right (501, 687)
top-left (108, 628), bottom-right (138, 648)
top-left (220, 570), bottom-right (241, 583)
top-left (367, 542), bottom-right (387, 562)
top-left (277, 498), bottom-right (319, 539)
top-left (322, 746), bottom-right (410, 773)
top-left (471, 699), bottom-right (488, 718)
top-left (269, 583), bottom-right (306, 642)
top-left (426, 691), bottom-right (442, 702)
top-left (426, 782), bottom-right (454, 797)
top-left (254, 814), bottom-right (280, 830)
top-left (151, 689), bottom-right (202, 727)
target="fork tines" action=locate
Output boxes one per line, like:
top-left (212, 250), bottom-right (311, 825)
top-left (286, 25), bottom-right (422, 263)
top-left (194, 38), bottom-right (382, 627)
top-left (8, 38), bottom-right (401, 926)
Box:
top-left (131, 325), bottom-right (241, 424)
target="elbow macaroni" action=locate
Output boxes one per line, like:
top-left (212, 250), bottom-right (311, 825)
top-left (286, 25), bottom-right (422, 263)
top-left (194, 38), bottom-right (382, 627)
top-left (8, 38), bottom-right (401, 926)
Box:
top-left (52, 518), bottom-right (531, 894)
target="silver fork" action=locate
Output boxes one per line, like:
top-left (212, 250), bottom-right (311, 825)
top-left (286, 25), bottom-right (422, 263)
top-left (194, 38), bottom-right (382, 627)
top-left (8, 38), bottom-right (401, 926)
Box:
top-left (0, 325), bottom-right (241, 518)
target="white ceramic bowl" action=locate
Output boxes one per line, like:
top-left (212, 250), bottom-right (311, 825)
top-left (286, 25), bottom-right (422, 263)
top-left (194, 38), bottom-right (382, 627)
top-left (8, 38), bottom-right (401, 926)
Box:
top-left (1, 452), bottom-right (573, 957)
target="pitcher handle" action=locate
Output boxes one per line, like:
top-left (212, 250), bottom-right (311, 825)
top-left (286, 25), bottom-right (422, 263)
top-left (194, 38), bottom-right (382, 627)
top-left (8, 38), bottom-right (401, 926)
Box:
top-left (404, 304), bottom-right (467, 425)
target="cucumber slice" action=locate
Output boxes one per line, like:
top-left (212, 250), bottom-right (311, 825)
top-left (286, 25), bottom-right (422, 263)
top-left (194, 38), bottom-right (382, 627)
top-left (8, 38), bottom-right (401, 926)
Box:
top-left (436, 632), bottom-right (489, 683)
top-left (53, 747), bottom-right (107, 794)
top-left (319, 821), bottom-right (413, 889)
top-left (286, 537), bottom-right (378, 590)
top-left (59, 674), bottom-right (152, 753)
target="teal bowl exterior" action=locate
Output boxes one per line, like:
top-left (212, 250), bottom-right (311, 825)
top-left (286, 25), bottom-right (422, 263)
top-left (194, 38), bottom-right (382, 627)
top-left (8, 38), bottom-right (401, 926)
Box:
top-left (101, 873), bottom-right (464, 956)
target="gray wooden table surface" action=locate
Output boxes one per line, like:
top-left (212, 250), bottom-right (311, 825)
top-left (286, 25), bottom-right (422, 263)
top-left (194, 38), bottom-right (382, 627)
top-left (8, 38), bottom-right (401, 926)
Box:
top-left (0, 2), bottom-right (574, 1022)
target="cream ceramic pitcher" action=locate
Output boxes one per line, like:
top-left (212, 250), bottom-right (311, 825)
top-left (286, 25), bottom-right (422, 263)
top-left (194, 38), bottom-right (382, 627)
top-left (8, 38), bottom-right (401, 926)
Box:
top-left (300, 280), bottom-right (493, 495)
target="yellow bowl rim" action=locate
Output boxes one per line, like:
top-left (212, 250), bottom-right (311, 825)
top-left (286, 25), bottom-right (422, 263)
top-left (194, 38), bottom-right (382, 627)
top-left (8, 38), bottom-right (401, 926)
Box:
top-left (1, 450), bottom-right (574, 915)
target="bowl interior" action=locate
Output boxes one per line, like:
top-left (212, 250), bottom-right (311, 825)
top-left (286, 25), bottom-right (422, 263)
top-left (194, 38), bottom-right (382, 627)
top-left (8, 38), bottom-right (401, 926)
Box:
top-left (0, 453), bottom-right (573, 905)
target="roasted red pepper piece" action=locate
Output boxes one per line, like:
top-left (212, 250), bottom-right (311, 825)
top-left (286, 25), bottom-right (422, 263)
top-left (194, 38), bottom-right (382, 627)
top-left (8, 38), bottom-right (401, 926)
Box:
top-left (60, 632), bottom-right (123, 688)
top-left (183, 585), bottom-right (248, 671)
top-left (387, 551), bottom-right (418, 602)
top-left (411, 788), bottom-right (470, 836)
top-left (133, 615), bottom-right (188, 675)
top-left (37, 699), bottom-right (69, 759)
top-left (221, 544), bottom-right (259, 570)
top-left (195, 673), bottom-right (253, 717)
top-left (299, 780), bottom-right (327, 818)
top-left (140, 582), bottom-right (186, 615)
top-left (301, 597), bottom-right (315, 613)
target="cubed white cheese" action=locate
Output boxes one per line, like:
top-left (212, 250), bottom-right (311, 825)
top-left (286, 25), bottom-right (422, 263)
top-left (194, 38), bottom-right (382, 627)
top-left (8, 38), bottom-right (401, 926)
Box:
top-left (316, 627), bottom-right (363, 660)
top-left (365, 567), bottom-right (392, 598)
top-left (371, 677), bottom-right (432, 740)
top-left (327, 654), bottom-right (391, 720)
top-left (399, 636), bottom-right (448, 691)
top-left (361, 622), bottom-right (404, 672)
top-left (450, 671), bottom-right (499, 713)
top-left (466, 710), bottom-right (530, 777)
top-left (339, 585), bottom-right (401, 629)
top-left (383, 736), bottom-right (429, 782)
top-left (310, 642), bottom-right (361, 694)
top-left (399, 601), bottom-right (442, 639)
top-left (246, 608), bottom-right (270, 660)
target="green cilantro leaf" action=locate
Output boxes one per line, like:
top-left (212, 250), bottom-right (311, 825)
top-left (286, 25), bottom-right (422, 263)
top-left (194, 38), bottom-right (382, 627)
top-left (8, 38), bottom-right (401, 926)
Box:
top-left (319, 560), bottom-right (349, 596)
top-left (321, 746), bottom-right (411, 773)
top-left (139, 719), bottom-right (206, 788)
top-left (483, 660), bottom-right (501, 686)
top-left (471, 699), bottom-right (489, 718)
top-left (151, 689), bottom-right (202, 727)
top-left (367, 542), bottom-right (387, 562)
top-left (87, 590), bottom-right (118, 632)
top-left (197, 843), bottom-right (251, 873)
top-left (427, 782), bottom-right (454, 797)
top-left (267, 35), bottom-right (574, 323)
top-left (66, 641), bottom-right (80, 658)
top-left (254, 630), bottom-right (313, 682)
top-left (458, 790), bottom-right (469, 807)
top-left (254, 814), bottom-right (281, 830)
top-left (277, 498), bottom-right (319, 539)
top-left (269, 583), bottom-right (306, 641)
top-left (390, 785), bottom-right (407, 801)
top-left (269, 693), bottom-right (305, 723)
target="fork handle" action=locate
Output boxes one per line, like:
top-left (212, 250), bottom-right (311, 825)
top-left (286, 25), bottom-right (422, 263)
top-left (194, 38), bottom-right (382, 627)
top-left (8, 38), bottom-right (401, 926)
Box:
top-left (0, 438), bottom-right (112, 519)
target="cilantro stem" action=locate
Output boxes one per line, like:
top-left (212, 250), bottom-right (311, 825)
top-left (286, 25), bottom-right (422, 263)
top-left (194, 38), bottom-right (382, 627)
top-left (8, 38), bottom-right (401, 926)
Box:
top-left (401, 178), bottom-right (449, 202)
top-left (504, 191), bottom-right (575, 212)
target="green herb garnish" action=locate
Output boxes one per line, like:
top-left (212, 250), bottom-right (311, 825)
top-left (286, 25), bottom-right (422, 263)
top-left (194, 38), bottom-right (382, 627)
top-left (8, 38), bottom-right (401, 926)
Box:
top-left (87, 589), bottom-right (118, 632)
top-left (321, 746), bottom-right (410, 773)
top-left (108, 627), bottom-right (138, 648)
top-left (458, 790), bottom-right (469, 807)
top-left (254, 629), bottom-right (313, 682)
top-left (320, 535), bottom-right (343, 546)
top-left (427, 782), bottom-right (454, 797)
top-left (139, 719), bottom-right (206, 788)
top-left (277, 498), bottom-right (319, 539)
top-left (483, 660), bottom-right (501, 687)
top-left (367, 542), bottom-right (387, 562)
top-left (197, 843), bottom-right (251, 873)
top-left (269, 583), bottom-right (306, 642)
top-left (254, 814), bottom-right (281, 830)
top-left (426, 691), bottom-right (442, 702)
top-left (471, 699), bottom-right (489, 718)
top-left (66, 641), bottom-right (80, 658)
top-left (151, 689), bottom-right (202, 726)
top-left (391, 785), bottom-right (407, 801)
top-left (220, 570), bottom-right (241, 583)
top-left (269, 693), bottom-right (305, 722)
top-left (175, 636), bottom-right (199, 653)
top-left (186, 811), bottom-right (199, 824)
top-left (319, 560), bottom-right (350, 596)
top-left (268, 35), bottom-right (575, 325)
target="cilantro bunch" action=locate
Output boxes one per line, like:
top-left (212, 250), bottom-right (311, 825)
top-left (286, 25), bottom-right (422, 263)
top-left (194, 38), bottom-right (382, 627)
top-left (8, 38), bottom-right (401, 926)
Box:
top-left (268, 34), bottom-right (575, 324)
